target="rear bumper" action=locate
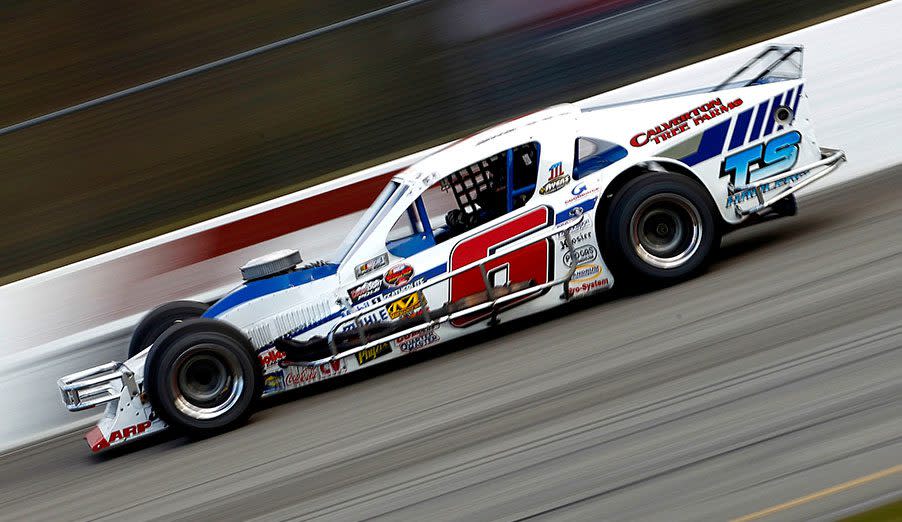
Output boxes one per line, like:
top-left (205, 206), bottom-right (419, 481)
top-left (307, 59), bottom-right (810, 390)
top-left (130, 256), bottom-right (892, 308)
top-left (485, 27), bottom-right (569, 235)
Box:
top-left (728, 147), bottom-right (846, 216)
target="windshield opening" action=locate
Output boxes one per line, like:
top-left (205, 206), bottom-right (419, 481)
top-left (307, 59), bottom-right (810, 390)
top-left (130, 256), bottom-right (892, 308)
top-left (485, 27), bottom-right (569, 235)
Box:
top-left (332, 181), bottom-right (406, 264)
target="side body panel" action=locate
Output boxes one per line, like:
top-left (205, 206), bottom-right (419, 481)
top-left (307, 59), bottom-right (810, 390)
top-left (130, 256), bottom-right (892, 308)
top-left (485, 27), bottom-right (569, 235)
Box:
top-left (579, 79), bottom-right (821, 223)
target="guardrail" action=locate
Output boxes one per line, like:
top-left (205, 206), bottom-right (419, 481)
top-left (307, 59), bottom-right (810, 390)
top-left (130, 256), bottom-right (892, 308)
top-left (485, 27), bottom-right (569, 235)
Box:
top-left (1, 0), bottom-right (900, 453)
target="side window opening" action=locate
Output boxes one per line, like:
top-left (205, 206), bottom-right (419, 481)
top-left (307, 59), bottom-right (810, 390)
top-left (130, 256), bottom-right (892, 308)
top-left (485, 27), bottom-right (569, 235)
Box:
top-left (386, 142), bottom-right (541, 257)
top-left (574, 138), bottom-right (627, 179)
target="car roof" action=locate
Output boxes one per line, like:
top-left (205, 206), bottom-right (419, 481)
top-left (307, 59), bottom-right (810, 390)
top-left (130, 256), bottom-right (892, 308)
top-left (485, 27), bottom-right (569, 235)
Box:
top-left (393, 103), bottom-right (579, 188)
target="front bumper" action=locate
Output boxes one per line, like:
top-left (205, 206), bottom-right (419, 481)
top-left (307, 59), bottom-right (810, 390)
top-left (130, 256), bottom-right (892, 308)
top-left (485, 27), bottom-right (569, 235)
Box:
top-left (59, 360), bottom-right (166, 452)
top-left (58, 361), bottom-right (138, 411)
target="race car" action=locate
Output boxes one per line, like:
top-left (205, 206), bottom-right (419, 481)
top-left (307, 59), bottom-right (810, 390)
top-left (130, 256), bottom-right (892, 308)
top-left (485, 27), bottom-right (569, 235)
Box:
top-left (60, 45), bottom-right (845, 452)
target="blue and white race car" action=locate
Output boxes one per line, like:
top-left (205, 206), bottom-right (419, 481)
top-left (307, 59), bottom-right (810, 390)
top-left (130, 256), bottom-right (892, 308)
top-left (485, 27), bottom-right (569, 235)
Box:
top-left (60, 45), bottom-right (845, 452)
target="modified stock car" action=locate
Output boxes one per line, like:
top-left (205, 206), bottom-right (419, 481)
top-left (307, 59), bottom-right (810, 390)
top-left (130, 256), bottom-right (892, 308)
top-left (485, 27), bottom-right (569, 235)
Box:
top-left (60, 45), bottom-right (845, 452)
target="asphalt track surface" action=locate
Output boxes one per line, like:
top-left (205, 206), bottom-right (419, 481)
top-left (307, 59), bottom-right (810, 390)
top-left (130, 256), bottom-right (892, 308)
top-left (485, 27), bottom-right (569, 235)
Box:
top-left (1, 167), bottom-right (901, 521)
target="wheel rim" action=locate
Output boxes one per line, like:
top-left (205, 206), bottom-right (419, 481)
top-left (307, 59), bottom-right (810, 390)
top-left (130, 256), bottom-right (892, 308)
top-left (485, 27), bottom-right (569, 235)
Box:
top-left (629, 193), bottom-right (703, 269)
top-left (170, 343), bottom-right (244, 420)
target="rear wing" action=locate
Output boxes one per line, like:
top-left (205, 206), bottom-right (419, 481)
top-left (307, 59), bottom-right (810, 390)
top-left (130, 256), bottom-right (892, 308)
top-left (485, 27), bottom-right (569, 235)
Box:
top-left (582, 45), bottom-right (805, 113)
top-left (714, 44), bottom-right (803, 91)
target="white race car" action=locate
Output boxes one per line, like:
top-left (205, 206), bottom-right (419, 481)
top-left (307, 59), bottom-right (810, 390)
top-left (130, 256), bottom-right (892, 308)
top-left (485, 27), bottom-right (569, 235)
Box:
top-left (60, 45), bottom-right (844, 452)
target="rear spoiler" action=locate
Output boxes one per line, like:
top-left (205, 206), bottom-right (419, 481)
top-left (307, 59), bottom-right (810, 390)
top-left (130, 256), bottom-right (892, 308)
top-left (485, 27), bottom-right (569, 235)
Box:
top-left (715, 44), bottom-right (804, 91)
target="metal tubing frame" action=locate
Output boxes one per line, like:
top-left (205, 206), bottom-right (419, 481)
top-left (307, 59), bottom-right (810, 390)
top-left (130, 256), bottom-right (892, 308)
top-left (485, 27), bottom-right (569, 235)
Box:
top-left (58, 362), bottom-right (138, 411)
top-left (729, 147), bottom-right (846, 216)
top-left (304, 216), bottom-right (584, 367)
top-left (714, 44), bottom-right (803, 91)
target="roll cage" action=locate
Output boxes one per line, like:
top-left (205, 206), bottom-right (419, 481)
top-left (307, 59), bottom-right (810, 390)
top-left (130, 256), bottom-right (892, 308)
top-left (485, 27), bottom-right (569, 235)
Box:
top-left (385, 142), bottom-right (541, 258)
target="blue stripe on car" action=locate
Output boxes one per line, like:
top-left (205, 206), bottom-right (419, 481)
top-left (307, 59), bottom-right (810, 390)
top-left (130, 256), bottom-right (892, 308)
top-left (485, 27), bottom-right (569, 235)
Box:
top-left (792, 84), bottom-right (804, 114)
top-left (728, 109), bottom-right (753, 151)
top-left (681, 119), bottom-right (731, 166)
top-left (749, 100), bottom-right (769, 142)
top-left (205, 263), bottom-right (339, 317)
top-left (762, 93), bottom-right (784, 137)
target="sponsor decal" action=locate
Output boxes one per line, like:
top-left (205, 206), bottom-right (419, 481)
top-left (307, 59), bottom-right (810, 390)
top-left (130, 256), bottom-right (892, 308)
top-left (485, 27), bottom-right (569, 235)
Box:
top-left (563, 245), bottom-right (598, 267)
top-left (727, 172), bottom-right (805, 208)
top-left (557, 214), bottom-right (591, 234)
top-left (397, 325), bottom-right (440, 352)
top-left (284, 359), bottom-right (347, 387)
top-left (263, 372), bottom-right (284, 394)
top-left (348, 277), bottom-right (384, 303)
top-left (339, 306), bottom-right (392, 333)
top-left (384, 264), bottom-right (414, 287)
top-left (539, 162), bottom-right (570, 195)
top-left (571, 264), bottom-right (601, 283)
top-left (285, 366), bottom-right (319, 386)
top-left (721, 131), bottom-right (802, 207)
top-left (564, 183), bottom-right (599, 205)
top-left (319, 358), bottom-right (346, 377)
top-left (568, 278), bottom-right (610, 297)
top-left (355, 343), bottom-right (392, 366)
top-left (355, 253), bottom-right (389, 278)
top-left (385, 292), bottom-right (424, 320)
top-left (259, 348), bottom-right (286, 367)
top-left (559, 232), bottom-right (592, 249)
top-left (105, 421), bottom-right (153, 445)
top-left (631, 98), bottom-right (743, 147)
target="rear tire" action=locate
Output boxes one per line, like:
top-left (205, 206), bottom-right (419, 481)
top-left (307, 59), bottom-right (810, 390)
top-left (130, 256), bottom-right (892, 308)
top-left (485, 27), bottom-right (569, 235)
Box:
top-left (144, 318), bottom-right (262, 436)
top-left (602, 172), bottom-right (720, 286)
top-left (128, 301), bottom-right (209, 358)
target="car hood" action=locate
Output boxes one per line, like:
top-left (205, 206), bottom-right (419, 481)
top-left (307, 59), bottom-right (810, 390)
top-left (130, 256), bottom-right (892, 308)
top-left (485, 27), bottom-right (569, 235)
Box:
top-left (204, 262), bottom-right (339, 318)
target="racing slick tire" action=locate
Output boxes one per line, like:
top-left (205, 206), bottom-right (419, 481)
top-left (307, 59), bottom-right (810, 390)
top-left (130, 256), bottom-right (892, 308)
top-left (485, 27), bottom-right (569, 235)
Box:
top-left (127, 300), bottom-right (210, 358)
top-left (602, 172), bottom-right (720, 285)
top-left (144, 318), bottom-right (262, 436)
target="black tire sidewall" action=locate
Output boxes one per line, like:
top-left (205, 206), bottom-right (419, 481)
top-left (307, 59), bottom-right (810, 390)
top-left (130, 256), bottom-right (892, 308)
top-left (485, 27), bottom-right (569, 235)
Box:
top-left (145, 319), bottom-right (262, 435)
top-left (603, 173), bottom-right (720, 284)
top-left (128, 301), bottom-right (210, 358)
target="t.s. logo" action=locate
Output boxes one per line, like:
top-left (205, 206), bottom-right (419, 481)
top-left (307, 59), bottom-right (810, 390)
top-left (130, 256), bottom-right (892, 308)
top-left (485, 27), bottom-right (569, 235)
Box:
top-left (720, 131), bottom-right (801, 185)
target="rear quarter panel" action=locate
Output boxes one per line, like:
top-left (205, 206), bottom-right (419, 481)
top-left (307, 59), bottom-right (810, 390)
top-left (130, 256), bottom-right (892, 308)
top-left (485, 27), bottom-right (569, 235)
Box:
top-left (580, 79), bottom-right (821, 224)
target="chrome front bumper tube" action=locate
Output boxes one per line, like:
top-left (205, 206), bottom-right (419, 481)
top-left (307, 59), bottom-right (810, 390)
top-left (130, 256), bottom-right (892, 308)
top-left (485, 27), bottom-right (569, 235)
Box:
top-left (58, 362), bottom-right (138, 411)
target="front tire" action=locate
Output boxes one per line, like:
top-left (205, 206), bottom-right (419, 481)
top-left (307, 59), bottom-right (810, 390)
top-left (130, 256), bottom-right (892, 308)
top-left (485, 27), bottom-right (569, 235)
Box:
top-left (602, 172), bottom-right (720, 285)
top-left (128, 300), bottom-right (209, 358)
top-left (144, 318), bottom-right (262, 436)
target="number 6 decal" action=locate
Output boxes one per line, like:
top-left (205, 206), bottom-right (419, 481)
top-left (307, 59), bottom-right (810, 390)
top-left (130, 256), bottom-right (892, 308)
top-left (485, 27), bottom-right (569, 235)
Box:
top-left (449, 207), bottom-right (553, 327)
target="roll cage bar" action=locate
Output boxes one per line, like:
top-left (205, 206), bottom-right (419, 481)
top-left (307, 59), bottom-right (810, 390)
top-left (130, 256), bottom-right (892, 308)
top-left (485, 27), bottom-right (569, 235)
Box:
top-left (392, 143), bottom-right (540, 253)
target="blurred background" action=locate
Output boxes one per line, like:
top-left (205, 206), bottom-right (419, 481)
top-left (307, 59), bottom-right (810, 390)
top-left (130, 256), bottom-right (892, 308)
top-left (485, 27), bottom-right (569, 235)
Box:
top-left (0, 0), bottom-right (882, 284)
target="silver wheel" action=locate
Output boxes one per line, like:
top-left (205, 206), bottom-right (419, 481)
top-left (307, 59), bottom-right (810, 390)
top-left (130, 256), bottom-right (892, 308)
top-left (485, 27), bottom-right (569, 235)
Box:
top-left (170, 344), bottom-right (245, 420)
top-left (629, 193), bottom-right (703, 269)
